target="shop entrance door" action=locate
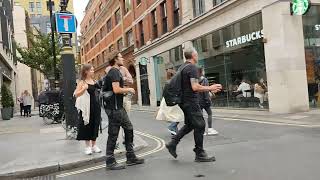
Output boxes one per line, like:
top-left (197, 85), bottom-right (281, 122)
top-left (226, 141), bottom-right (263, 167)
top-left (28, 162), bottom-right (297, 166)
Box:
top-left (139, 63), bottom-right (150, 106)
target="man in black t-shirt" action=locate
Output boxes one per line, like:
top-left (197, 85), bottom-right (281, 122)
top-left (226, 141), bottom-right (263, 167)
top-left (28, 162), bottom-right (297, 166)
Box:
top-left (103, 52), bottom-right (144, 170)
top-left (166, 47), bottom-right (222, 162)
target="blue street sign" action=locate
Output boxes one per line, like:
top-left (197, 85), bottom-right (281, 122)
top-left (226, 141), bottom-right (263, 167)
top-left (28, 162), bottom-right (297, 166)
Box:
top-left (55, 13), bottom-right (76, 33)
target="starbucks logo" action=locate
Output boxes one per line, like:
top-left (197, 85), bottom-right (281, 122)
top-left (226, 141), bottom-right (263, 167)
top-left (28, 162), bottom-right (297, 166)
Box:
top-left (292, 0), bottom-right (310, 15)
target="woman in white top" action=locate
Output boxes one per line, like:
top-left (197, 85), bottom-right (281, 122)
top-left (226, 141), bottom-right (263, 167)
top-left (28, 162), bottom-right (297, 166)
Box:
top-left (23, 90), bottom-right (32, 117)
top-left (74, 64), bottom-right (102, 155)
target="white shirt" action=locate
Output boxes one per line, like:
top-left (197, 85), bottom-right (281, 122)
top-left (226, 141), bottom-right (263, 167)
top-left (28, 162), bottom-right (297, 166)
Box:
top-left (237, 82), bottom-right (251, 97)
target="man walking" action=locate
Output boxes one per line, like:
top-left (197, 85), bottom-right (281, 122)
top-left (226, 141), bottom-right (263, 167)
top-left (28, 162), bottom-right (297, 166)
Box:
top-left (198, 68), bottom-right (218, 135)
top-left (103, 52), bottom-right (144, 170)
top-left (165, 47), bottom-right (222, 162)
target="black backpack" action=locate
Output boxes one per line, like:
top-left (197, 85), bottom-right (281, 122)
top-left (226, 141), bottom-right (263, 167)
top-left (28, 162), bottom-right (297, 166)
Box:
top-left (163, 63), bottom-right (191, 106)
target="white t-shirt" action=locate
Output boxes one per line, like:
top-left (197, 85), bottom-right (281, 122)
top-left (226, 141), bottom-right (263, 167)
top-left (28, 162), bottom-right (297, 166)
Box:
top-left (237, 82), bottom-right (251, 97)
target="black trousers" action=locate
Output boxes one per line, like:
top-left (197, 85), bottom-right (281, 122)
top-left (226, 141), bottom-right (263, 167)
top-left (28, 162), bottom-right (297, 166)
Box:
top-left (172, 102), bottom-right (206, 153)
top-left (24, 105), bottom-right (31, 116)
top-left (20, 103), bottom-right (24, 116)
top-left (105, 108), bottom-right (134, 158)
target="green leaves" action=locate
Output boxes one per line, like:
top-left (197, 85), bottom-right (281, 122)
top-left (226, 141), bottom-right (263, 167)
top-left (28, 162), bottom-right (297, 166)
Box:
top-left (15, 29), bottom-right (61, 77)
top-left (1, 85), bottom-right (13, 108)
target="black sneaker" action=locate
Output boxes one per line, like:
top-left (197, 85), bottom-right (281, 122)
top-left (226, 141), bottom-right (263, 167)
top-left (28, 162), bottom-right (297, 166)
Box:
top-left (106, 162), bottom-right (126, 170)
top-left (195, 151), bottom-right (216, 162)
top-left (126, 157), bottom-right (145, 166)
top-left (166, 143), bottom-right (177, 158)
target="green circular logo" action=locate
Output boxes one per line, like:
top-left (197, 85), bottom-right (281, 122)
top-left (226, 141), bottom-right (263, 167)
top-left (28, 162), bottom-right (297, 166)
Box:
top-left (292, 0), bottom-right (310, 15)
top-left (139, 57), bottom-right (148, 66)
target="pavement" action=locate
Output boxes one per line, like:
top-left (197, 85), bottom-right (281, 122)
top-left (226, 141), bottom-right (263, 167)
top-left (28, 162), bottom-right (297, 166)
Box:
top-left (53, 110), bottom-right (320, 180)
top-left (1, 106), bottom-right (320, 179)
top-left (131, 105), bottom-right (320, 127)
top-left (0, 112), bottom-right (148, 179)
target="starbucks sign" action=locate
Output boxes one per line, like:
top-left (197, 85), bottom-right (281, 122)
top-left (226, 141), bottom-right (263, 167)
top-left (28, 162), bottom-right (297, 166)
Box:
top-left (291, 0), bottom-right (310, 15)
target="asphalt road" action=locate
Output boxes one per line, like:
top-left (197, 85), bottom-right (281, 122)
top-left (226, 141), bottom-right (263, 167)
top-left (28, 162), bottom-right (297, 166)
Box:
top-left (53, 110), bottom-right (320, 180)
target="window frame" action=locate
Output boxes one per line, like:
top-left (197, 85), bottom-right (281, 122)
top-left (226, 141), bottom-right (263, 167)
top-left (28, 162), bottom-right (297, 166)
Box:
top-left (160, 1), bottom-right (168, 34)
top-left (126, 29), bottom-right (134, 47)
top-left (124, 0), bottom-right (132, 15)
top-left (151, 10), bottom-right (158, 39)
top-left (117, 38), bottom-right (124, 51)
top-left (106, 18), bottom-right (112, 33)
top-left (173, 0), bottom-right (180, 28)
top-left (115, 8), bottom-right (121, 25)
top-left (139, 21), bottom-right (145, 47)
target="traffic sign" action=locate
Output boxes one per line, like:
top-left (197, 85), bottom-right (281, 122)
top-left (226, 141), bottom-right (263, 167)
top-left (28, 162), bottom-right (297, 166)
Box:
top-left (55, 13), bottom-right (76, 33)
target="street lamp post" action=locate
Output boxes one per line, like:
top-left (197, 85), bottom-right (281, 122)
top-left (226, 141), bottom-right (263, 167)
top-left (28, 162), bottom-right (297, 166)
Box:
top-left (58, 0), bottom-right (78, 138)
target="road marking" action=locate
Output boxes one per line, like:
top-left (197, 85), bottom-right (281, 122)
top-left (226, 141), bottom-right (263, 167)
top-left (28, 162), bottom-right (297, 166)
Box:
top-left (219, 117), bottom-right (320, 128)
top-left (57, 131), bottom-right (165, 178)
top-left (132, 110), bottom-right (320, 128)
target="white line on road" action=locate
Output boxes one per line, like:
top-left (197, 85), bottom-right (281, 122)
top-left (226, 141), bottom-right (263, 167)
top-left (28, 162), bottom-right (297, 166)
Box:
top-left (132, 110), bottom-right (320, 128)
top-left (57, 131), bottom-right (166, 178)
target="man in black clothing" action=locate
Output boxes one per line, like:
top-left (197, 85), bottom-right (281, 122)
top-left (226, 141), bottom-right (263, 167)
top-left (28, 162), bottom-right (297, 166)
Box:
top-left (166, 47), bottom-right (222, 162)
top-left (103, 52), bottom-right (144, 170)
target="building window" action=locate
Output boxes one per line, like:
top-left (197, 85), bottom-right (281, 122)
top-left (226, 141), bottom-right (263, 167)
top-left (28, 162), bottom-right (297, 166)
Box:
top-left (115, 8), bottom-right (121, 25)
top-left (151, 10), bottom-right (158, 39)
top-left (89, 19), bottom-right (92, 25)
top-left (173, 0), bottom-right (180, 27)
top-left (36, 1), bottom-right (42, 12)
top-left (160, 1), bottom-right (168, 34)
top-left (99, 3), bottom-right (103, 11)
top-left (100, 28), bottom-right (104, 40)
top-left (90, 38), bottom-right (95, 48)
top-left (124, 0), bottom-right (132, 14)
top-left (95, 33), bottom-right (100, 43)
top-left (106, 18), bottom-right (112, 33)
top-left (94, 11), bottom-right (97, 19)
top-left (109, 44), bottom-right (114, 52)
top-left (213, 0), bottom-right (225, 7)
top-left (193, 0), bottom-right (205, 17)
top-left (117, 38), bottom-right (123, 51)
top-left (139, 21), bottom-right (145, 47)
top-left (29, 2), bottom-right (35, 12)
top-left (46, 22), bottom-right (51, 34)
top-left (32, 23), bottom-right (40, 31)
top-left (126, 29), bottom-right (133, 47)
top-left (137, 0), bottom-right (141, 6)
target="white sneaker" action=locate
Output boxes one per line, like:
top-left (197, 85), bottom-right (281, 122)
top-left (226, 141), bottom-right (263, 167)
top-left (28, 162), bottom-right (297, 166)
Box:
top-left (207, 128), bottom-right (219, 135)
top-left (92, 146), bottom-right (102, 153)
top-left (85, 147), bottom-right (92, 155)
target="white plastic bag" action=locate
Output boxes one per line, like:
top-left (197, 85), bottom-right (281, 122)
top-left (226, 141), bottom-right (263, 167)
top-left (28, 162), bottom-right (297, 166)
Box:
top-left (156, 98), bottom-right (184, 122)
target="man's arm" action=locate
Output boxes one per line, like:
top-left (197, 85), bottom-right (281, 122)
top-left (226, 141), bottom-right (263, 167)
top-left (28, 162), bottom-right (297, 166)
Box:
top-left (112, 82), bottom-right (135, 94)
top-left (191, 78), bottom-right (221, 93)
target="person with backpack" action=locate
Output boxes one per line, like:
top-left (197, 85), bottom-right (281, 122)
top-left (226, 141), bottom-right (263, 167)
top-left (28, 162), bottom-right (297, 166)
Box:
top-left (165, 47), bottom-right (222, 162)
top-left (198, 68), bottom-right (218, 136)
top-left (106, 64), bottom-right (133, 149)
top-left (102, 52), bottom-right (144, 170)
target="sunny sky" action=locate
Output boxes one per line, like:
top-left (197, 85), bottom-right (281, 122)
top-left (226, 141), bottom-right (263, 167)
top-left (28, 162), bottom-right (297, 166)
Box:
top-left (74, 0), bottom-right (90, 34)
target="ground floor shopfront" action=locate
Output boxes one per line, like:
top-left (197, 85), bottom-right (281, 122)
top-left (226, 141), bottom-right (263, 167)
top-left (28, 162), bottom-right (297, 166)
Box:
top-left (134, 0), bottom-right (320, 113)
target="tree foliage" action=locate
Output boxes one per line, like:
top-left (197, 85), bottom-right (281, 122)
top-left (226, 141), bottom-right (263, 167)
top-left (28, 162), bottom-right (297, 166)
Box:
top-left (16, 29), bottom-right (61, 77)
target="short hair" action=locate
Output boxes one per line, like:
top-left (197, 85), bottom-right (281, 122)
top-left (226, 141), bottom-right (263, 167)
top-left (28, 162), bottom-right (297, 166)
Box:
top-left (184, 47), bottom-right (197, 60)
top-left (108, 51), bottom-right (120, 66)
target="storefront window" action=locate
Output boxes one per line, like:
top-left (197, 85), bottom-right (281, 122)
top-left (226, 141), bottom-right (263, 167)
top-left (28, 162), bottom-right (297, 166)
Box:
top-left (194, 13), bottom-right (268, 109)
top-left (303, 6), bottom-right (320, 108)
top-left (153, 46), bottom-right (184, 104)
